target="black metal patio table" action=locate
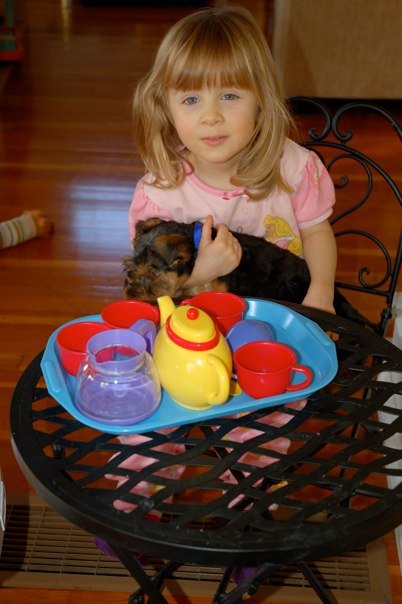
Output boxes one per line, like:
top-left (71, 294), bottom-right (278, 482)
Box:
top-left (10, 302), bottom-right (402, 603)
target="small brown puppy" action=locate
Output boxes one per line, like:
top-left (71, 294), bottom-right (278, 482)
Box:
top-left (123, 218), bottom-right (371, 327)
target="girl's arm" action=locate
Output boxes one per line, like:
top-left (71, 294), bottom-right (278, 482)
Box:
top-left (300, 219), bottom-right (337, 314)
top-left (183, 215), bottom-right (242, 288)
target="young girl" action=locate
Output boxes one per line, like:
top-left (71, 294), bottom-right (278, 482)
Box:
top-left (102, 7), bottom-right (334, 575)
top-left (129, 5), bottom-right (337, 314)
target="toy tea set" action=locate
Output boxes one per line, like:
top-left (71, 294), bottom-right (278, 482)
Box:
top-left (42, 293), bottom-right (338, 434)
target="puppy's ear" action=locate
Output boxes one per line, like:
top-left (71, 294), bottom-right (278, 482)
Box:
top-left (132, 218), bottom-right (162, 250)
top-left (136, 218), bottom-right (162, 235)
top-left (154, 234), bottom-right (193, 271)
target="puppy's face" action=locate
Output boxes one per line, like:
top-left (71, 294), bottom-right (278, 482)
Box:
top-left (123, 218), bottom-right (196, 303)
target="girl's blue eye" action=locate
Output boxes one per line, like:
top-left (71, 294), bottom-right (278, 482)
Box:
top-left (222, 93), bottom-right (239, 101)
top-left (183, 97), bottom-right (199, 105)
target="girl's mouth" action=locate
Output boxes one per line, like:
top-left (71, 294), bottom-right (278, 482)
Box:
top-left (201, 136), bottom-right (228, 146)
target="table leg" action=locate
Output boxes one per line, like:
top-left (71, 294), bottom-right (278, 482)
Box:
top-left (201, 426), bottom-right (337, 603)
top-left (297, 562), bottom-right (337, 604)
top-left (213, 562), bottom-right (282, 603)
top-left (214, 561), bottom-right (337, 603)
top-left (112, 544), bottom-right (177, 604)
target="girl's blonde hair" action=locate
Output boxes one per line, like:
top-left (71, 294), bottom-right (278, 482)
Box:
top-left (133, 6), bottom-right (292, 199)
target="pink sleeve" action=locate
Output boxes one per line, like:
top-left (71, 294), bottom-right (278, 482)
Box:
top-left (128, 181), bottom-right (173, 242)
top-left (291, 152), bottom-right (336, 230)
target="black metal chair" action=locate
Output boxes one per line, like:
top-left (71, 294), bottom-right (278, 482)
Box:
top-left (288, 98), bottom-right (402, 336)
top-left (281, 98), bottom-right (402, 603)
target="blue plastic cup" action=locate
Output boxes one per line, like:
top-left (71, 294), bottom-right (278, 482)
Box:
top-left (225, 319), bottom-right (275, 355)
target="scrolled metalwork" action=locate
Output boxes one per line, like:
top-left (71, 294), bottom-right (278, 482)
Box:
top-left (326, 153), bottom-right (373, 220)
top-left (332, 102), bottom-right (402, 143)
top-left (334, 229), bottom-right (392, 290)
top-left (287, 98), bottom-right (402, 335)
top-left (287, 96), bottom-right (332, 140)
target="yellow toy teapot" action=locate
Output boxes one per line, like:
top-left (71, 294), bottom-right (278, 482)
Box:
top-left (153, 296), bottom-right (232, 410)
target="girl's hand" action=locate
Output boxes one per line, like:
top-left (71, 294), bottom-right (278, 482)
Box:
top-left (184, 215), bottom-right (242, 287)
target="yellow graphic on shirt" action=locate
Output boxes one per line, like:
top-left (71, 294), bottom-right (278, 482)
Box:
top-left (263, 215), bottom-right (303, 256)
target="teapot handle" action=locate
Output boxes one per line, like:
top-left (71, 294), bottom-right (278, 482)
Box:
top-left (206, 354), bottom-right (230, 406)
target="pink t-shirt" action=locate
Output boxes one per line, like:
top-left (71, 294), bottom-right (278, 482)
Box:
top-left (111, 141), bottom-right (334, 499)
top-left (128, 140), bottom-right (335, 257)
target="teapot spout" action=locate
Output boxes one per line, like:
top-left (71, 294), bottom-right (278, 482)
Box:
top-left (157, 295), bottom-right (176, 326)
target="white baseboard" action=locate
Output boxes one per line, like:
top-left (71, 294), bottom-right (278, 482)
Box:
top-left (378, 301), bottom-right (402, 572)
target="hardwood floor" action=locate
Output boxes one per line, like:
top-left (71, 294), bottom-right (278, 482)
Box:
top-left (0, 1), bottom-right (401, 602)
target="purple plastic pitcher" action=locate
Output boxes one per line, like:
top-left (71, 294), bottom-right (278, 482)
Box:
top-left (75, 329), bottom-right (161, 425)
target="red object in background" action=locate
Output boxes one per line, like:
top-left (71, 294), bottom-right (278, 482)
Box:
top-left (0, 26), bottom-right (24, 61)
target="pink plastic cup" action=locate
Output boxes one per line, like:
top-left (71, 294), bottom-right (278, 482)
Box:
top-left (234, 341), bottom-right (313, 399)
top-left (56, 321), bottom-right (110, 376)
top-left (181, 292), bottom-right (246, 334)
top-left (101, 300), bottom-right (160, 329)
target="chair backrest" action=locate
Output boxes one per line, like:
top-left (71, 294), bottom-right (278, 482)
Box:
top-left (287, 97), bottom-right (402, 336)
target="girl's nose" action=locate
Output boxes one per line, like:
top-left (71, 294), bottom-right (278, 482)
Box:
top-left (200, 101), bottom-right (223, 126)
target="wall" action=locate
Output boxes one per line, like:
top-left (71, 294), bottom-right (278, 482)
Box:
top-left (272, 0), bottom-right (402, 98)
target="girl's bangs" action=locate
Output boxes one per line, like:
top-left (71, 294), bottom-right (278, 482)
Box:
top-left (165, 40), bottom-right (254, 91)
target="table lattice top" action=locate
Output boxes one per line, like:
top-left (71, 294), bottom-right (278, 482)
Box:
top-left (11, 304), bottom-right (402, 567)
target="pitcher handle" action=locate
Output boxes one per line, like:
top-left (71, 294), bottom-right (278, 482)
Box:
top-left (130, 319), bottom-right (156, 353)
top-left (206, 354), bottom-right (230, 406)
top-left (286, 364), bottom-right (313, 392)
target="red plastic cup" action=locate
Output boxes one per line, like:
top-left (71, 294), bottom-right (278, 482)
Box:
top-left (234, 341), bottom-right (313, 399)
top-left (101, 300), bottom-right (160, 329)
top-left (56, 321), bottom-right (110, 376)
top-left (181, 292), bottom-right (246, 334)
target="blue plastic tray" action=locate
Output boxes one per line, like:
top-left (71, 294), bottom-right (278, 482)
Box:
top-left (41, 299), bottom-right (338, 434)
